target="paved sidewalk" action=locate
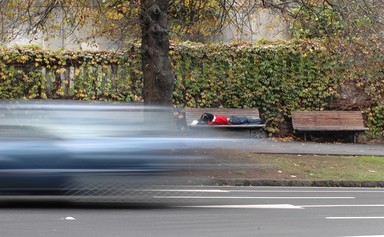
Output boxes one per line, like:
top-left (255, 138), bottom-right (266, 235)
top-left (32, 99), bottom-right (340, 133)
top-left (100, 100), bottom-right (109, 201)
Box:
top-left (187, 128), bottom-right (384, 156)
top-left (225, 139), bottom-right (384, 156)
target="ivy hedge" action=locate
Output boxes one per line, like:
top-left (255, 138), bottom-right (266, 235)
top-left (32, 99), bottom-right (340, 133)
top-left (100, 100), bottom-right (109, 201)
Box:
top-left (171, 41), bottom-right (344, 135)
top-left (0, 41), bottom-right (382, 140)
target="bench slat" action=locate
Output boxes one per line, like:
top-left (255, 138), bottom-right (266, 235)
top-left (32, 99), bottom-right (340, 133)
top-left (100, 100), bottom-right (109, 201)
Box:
top-left (292, 111), bottom-right (367, 131)
top-left (293, 126), bottom-right (369, 131)
top-left (292, 111), bottom-right (368, 143)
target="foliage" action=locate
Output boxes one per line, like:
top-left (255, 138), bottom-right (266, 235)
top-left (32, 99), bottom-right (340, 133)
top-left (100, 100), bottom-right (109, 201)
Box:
top-left (0, 0), bottom-right (229, 45)
top-left (0, 45), bottom-right (141, 101)
top-left (0, 40), bottom-right (382, 139)
top-left (169, 0), bottom-right (224, 41)
top-left (288, 2), bottom-right (344, 39)
top-left (171, 40), bottom-right (342, 134)
top-left (367, 104), bottom-right (384, 139)
top-left (285, 1), bottom-right (383, 141)
top-left (0, 0), bottom-right (98, 44)
top-left (281, 0), bottom-right (383, 43)
top-left (95, 0), bottom-right (141, 43)
top-left (93, 0), bottom-right (229, 43)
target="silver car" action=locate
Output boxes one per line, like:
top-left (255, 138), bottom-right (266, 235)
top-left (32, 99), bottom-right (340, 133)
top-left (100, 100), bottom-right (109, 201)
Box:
top-left (0, 100), bottom-right (206, 202)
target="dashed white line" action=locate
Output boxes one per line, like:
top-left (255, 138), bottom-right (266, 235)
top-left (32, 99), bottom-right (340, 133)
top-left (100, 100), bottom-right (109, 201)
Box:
top-left (302, 204), bottom-right (384, 208)
top-left (228, 190), bottom-right (384, 193)
top-left (154, 196), bottom-right (355, 199)
top-left (142, 189), bottom-right (230, 192)
top-left (327, 217), bottom-right (384, 220)
top-left (339, 235), bottom-right (384, 237)
top-left (179, 204), bottom-right (303, 209)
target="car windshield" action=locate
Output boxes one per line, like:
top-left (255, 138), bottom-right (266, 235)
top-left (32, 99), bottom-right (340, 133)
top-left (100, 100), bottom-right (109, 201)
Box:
top-left (0, 100), bottom-right (178, 139)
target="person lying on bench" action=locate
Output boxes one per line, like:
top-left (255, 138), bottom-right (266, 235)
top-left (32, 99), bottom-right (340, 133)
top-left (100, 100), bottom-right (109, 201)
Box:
top-left (194, 113), bottom-right (264, 125)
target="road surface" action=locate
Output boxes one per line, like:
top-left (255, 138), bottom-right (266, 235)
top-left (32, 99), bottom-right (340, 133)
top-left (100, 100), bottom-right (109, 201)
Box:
top-left (1, 186), bottom-right (384, 237)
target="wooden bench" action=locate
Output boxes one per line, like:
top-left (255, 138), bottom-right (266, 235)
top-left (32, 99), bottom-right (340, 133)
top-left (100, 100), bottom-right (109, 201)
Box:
top-left (291, 111), bottom-right (368, 143)
top-left (185, 108), bottom-right (265, 138)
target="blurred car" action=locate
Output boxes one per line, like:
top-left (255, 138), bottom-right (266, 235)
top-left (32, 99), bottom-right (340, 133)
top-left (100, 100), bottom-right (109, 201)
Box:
top-left (0, 100), bottom-right (206, 201)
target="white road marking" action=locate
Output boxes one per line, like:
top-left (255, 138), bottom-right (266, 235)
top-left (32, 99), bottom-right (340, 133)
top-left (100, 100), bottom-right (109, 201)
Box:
top-left (302, 204), bottom-right (384, 208)
top-left (140, 189), bottom-right (229, 193)
top-left (228, 190), bottom-right (384, 193)
top-left (179, 204), bottom-right (303, 209)
top-left (327, 217), bottom-right (384, 220)
top-left (154, 196), bottom-right (355, 199)
top-left (339, 235), bottom-right (384, 237)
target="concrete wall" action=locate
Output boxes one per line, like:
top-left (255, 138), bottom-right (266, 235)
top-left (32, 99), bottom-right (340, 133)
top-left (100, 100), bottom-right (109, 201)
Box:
top-left (219, 9), bottom-right (289, 42)
top-left (7, 26), bottom-right (115, 51)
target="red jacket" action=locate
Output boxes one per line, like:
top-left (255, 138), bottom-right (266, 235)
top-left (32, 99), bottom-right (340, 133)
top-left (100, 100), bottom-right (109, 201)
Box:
top-left (208, 115), bottom-right (230, 125)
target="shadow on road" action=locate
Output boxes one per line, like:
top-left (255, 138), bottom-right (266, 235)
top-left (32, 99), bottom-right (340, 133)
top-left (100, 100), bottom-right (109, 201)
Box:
top-left (0, 197), bottom-right (173, 209)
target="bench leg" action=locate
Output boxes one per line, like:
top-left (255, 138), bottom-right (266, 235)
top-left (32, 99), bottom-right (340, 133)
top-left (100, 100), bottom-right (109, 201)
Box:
top-left (301, 131), bottom-right (358, 143)
top-left (249, 128), bottom-right (256, 138)
top-left (249, 128), bottom-right (265, 139)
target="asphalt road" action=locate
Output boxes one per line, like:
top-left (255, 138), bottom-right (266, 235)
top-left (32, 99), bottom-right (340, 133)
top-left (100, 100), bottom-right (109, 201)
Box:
top-left (2, 186), bottom-right (384, 237)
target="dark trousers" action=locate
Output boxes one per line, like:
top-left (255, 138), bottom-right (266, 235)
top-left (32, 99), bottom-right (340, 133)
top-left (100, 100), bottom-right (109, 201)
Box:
top-left (229, 116), bottom-right (264, 125)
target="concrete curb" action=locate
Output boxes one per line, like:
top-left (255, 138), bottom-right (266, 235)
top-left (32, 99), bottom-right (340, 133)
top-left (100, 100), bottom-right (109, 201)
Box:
top-left (214, 179), bottom-right (384, 187)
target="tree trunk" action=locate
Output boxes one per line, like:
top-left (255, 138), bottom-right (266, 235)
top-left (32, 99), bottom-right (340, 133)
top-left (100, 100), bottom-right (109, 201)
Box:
top-left (140, 0), bottom-right (174, 106)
